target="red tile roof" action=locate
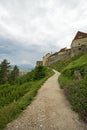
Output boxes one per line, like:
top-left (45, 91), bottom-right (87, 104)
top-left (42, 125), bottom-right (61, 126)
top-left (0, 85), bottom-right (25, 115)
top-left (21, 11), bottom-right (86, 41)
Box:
top-left (58, 47), bottom-right (67, 53)
top-left (49, 47), bottom-right (70, 58)
top-left (73, 31), bottom-right (87, 40)
top-left (49, 52), bottom-right (58, 57)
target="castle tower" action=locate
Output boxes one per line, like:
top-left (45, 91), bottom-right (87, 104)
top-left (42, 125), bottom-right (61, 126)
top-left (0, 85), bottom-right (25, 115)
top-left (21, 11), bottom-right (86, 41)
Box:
top-left (71, 31), bottom-right (87, 57)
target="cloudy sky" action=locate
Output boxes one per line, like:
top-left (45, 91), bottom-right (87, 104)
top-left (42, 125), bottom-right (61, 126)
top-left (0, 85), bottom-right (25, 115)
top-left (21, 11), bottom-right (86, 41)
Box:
top-left (0, 0), bottom-right (87, 67)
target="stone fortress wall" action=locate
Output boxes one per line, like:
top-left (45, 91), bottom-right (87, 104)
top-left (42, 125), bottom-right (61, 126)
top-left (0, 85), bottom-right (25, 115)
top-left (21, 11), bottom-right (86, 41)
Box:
top-left (46, 48), bottom-right (71, 66)
top-left (36, 31), bottom-right (87, 67)
top-left (71, 34), bottom-right (87, 57)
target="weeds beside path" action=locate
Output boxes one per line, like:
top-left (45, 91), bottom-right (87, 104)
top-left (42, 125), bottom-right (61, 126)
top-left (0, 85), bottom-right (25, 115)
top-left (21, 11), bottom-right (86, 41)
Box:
top-left (4, 70), bottom-right (87, 130)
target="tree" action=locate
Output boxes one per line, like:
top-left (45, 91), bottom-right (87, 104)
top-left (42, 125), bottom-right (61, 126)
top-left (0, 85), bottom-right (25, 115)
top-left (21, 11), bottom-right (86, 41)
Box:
top-left (0, 59), bottom-right (10, 84)
top-left (9, 65), bottom-right (19, 83)
top-left (33, 66), bottom-right (46, 80)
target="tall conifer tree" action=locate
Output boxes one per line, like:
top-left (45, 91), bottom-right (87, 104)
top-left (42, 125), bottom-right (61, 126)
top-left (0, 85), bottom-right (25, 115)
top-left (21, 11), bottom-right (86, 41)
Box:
top-left (0, 59), bottom-right (10, 83)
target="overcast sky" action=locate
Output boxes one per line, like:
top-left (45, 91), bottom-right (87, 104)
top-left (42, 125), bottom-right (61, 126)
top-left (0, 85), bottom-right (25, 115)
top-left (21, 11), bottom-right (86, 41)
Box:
top-left (0, 0), bottom-right (87, 66)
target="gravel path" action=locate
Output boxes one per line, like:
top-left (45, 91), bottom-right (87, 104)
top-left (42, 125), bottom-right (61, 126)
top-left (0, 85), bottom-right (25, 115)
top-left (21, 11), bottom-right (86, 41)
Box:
top-left (4, 70), bottom-right (87, 130)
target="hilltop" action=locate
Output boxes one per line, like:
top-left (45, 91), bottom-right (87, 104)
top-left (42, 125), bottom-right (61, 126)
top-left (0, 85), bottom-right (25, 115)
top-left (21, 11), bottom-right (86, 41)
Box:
top-left (35, 31), bottom-right (87, 123)
top-left (36, 31), bottom-right (87, 67)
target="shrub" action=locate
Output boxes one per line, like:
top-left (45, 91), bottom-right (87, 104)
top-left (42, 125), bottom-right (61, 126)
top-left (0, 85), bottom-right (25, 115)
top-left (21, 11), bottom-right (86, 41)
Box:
top-left (0, 67), bottom-right (54, 129)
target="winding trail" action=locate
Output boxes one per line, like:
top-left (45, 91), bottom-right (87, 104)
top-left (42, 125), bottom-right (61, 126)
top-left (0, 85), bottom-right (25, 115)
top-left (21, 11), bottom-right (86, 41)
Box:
top-left (4, 70), bottom-right (87, 130)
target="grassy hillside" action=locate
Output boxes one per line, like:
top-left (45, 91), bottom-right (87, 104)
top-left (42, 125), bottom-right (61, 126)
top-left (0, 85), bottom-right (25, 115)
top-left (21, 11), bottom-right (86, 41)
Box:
top-left (50, 53), bottom-right (87, 123)
top-left (0, 66), bottom-right (54, 130)
top-left (49, 53), bottom-right (83, 72)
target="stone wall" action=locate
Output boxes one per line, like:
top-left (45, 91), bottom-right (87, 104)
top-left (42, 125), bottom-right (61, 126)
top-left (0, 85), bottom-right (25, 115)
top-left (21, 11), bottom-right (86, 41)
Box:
top-left (36, 32), bottom-right (87, 67)
top-left (71, 37), bottom-right (87, 48)
top-left (71, 36), bottom-right (87, 57)
top-left (41, 43), bottom-right (87, 66)
top-left (36, 61), bottom-right (43, 67)
top-left (43, 53), bottom-right (51, 66)
top-left (71, 44), bottom-right (87, 57)
top-left (47, 49), bottom-right (71, 65)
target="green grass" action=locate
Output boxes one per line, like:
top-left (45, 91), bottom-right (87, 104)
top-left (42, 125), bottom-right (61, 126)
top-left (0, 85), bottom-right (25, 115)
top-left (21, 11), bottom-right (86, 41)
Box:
top-left (0, 83), bottom-right (33, 108)
top-left (62, 53), bottom-right (87, 79)
top-left (49, 60), bottom-right (68, 71)
top-left (59, 75), bottom-right (87, 122)
top-left (63, 53), bottom-right (87, 70)
top-left (49, 53), bottom-right (84, 72)
top-left (50, 53), bottom-right (87, 123)
top-left (0, 67), bottom-right (54, 130)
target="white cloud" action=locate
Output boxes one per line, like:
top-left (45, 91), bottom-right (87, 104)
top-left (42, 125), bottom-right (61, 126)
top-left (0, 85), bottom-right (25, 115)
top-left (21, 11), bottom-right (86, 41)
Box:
top-left (0, 0), bottom-right (87, 66)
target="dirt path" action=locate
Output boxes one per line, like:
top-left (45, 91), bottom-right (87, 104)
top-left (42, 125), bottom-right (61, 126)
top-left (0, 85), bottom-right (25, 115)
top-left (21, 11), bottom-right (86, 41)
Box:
top-left (4, 70), bottom-right (87, 130)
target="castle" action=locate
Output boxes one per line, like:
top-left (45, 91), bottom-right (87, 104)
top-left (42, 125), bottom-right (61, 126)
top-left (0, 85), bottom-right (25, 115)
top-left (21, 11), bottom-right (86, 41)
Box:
top-left (36, 31), bottom-right (87, 66)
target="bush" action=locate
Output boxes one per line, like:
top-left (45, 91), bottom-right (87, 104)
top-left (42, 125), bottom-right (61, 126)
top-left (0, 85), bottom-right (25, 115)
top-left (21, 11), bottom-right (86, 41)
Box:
top-left (52, 53), bottom-right (87, 122)
top-left (59, 75), bottom-right (87, 122)
top-left (0, 67), bottom-right (54, 129)
top-left (33, 66), bottom-right (47, 80)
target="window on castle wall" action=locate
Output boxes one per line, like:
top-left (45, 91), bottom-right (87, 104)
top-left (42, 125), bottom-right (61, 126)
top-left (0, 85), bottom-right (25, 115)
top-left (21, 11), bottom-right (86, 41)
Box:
top-left (79, 48), bottom-right (81, 50)
top-left (78, 43), bottom-right (80, 45)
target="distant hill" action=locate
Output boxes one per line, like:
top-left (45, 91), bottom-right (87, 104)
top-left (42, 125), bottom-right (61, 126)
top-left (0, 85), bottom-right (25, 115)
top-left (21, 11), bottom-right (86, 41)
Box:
top-left (18, 64), bottom-right (34, 71)
top-left (11, 64), bottom-right (34, 72)
top-left (10, 64), bottom-right (34, 76)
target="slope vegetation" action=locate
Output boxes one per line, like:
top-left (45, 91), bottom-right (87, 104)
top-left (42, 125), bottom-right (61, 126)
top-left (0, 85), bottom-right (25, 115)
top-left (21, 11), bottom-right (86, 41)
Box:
top-left (50, 53), bottom-right (87, 123)
top-left (0, 66), bottom-right (54, 130)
